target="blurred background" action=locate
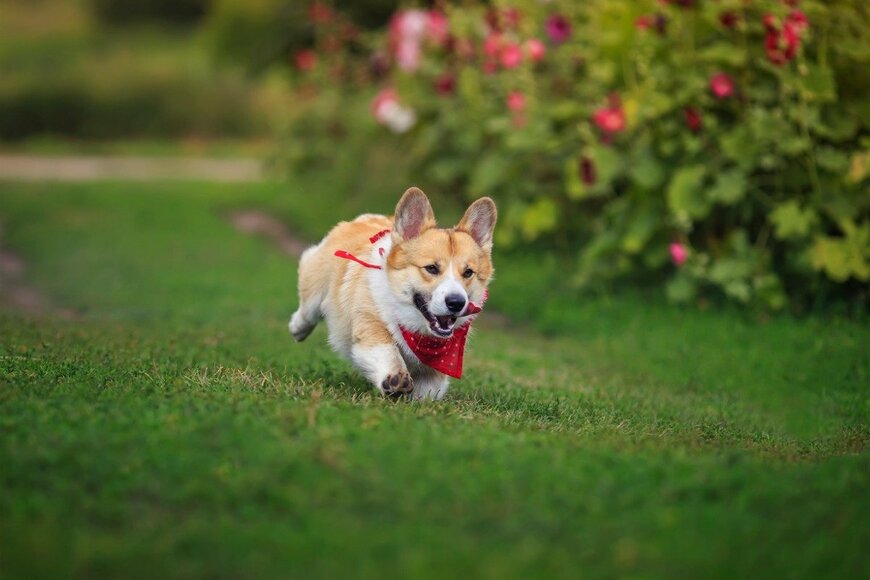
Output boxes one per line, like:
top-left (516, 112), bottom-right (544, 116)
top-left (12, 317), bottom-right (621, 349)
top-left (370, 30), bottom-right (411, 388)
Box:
top-left (0, 0), bottom-right (867, 312)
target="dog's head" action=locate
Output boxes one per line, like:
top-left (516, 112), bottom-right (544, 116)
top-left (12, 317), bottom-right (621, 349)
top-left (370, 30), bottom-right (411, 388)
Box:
top-left (385, 187), bottom-right (497, 338)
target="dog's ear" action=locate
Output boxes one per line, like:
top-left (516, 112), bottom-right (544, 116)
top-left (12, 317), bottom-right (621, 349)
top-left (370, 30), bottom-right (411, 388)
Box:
top-left (457, 197), bottom-right (497, 252)
top-left (393, 187), bottom-right (436, 241)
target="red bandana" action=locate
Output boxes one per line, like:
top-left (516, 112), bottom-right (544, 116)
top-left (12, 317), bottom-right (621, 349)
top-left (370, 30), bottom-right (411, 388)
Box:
top-left (399, 323), bottom-right (470, 379)
top-left (335, 229), bottom-right (486, 379)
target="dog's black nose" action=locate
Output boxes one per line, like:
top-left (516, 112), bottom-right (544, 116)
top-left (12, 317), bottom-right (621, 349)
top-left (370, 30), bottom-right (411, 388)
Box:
top-left (445, 293), bottom-right (466, 314)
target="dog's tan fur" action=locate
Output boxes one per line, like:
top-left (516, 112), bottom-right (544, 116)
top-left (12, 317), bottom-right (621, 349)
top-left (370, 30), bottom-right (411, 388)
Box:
top-left (290, 187), bottom-right (496, 400)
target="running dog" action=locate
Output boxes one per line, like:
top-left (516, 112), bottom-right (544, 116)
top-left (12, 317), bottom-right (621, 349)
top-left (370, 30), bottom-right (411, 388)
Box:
top-left (289, 187), bottom-right (496, 400)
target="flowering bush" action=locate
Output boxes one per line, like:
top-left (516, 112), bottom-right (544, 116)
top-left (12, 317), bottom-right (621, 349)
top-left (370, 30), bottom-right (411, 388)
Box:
top-left (289, 0), bottom-right (870, 309)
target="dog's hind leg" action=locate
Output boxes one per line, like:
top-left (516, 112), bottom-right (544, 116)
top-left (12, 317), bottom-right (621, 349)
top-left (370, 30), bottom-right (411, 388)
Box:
top-left (289, 244), bottom-right (328, 342)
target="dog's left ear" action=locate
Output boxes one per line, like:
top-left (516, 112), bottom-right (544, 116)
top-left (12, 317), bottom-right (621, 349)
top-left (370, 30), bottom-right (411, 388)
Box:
top-left (457, 197), bottom-right (497, 252)
top-left (394, 187), bottom-right (436, 241)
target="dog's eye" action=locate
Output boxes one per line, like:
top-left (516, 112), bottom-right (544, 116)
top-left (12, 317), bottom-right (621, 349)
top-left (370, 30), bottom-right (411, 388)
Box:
top-left (462, 268), bottom-right (475, 279)
top-left (424, 264), bottom-right (440, 275)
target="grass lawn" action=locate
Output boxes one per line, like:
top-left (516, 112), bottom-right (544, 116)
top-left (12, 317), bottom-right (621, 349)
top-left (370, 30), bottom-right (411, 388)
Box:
top-left (0, 177), bottom-right (868, 579)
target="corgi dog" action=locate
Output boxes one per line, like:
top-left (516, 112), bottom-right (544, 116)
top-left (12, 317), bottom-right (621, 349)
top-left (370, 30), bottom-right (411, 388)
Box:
top-left (289, 187), bottom-right (496, 400)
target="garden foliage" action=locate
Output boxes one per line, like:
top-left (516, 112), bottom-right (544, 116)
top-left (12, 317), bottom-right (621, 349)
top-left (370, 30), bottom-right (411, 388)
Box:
top-left (289, 0), bottom-right (869, 309)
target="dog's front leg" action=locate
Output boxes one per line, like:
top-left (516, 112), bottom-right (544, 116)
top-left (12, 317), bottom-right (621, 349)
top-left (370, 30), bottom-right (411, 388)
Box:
top-left (350, 321), bottom-right (413, 398)
top-left (411, 368), bottom-right (450, 401)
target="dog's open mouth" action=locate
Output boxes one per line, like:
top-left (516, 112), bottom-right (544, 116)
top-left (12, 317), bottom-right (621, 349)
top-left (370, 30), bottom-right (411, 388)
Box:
top-left (413, 293), bottom-right (456, 338)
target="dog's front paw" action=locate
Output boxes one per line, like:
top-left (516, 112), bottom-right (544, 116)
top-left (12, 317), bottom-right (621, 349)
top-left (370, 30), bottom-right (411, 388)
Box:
top-left (381, 371), bottom-right (413, 399)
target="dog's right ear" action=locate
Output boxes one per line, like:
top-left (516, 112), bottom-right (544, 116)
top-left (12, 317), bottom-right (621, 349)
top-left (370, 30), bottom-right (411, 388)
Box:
top-left (393, 187), bottom-right (436, 241)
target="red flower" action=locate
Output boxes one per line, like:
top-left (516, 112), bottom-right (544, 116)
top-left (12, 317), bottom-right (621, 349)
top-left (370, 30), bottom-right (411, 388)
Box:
top-left (434, 73), bottom-right (456, 97)
top-left (500, 42), bottom-right (523, 69)
top-left (545, 14), bottom-right (572, 44)
top-left (709, 72), bottom-right (735, 99)
top-left (294, 49), bottom-right (317, 71)
top-left (684, 107), bottom-right (702, 132)
top-left (719, 11), bottom-right (739, 29)
top-left (507, 91), bottom-right (526, 112)
top-left (580, 156), bottom-right (596, 185)
top-left (592, 96), bottom-right (626, 134)
top-left (503, 7), bottom-right (521, 29)
top-left (308, 2), bottom-right (334, 25)
top-left (636, 15), bottom-right (654, 31)
top-left (524, 38), bottom-right (546, 63)
top-left (786, 9), bottom-right (808, 32)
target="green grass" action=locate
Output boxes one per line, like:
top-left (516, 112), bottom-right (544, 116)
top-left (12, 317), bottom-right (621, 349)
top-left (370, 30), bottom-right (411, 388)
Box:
top-left (1, 178), bottom-right (868, 579)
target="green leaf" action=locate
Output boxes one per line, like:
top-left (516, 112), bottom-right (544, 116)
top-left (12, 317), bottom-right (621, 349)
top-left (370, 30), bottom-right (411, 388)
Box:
top-left (591, 145), bottom-right (622, 189)
top-left (698, 42), bottom-right (747, 66)
top-left (666, 273), bottom-right (697, 304)
top-left (520, 198), bottom-right (559, 241)
top-left (810, 221), bottom-right (870, 282)
top-left (770, 201), bottom-right (818, 241)
top-left (799, 65), bottom-right (836, 102)
top-left (628, 146), bottom-right (665, 190)
top-left (666, 166), bottom-right (709, 221)
top-left (469, 154), bottom-right (509, 196)
top-left (564, 157), bottom-right (587, 200)
top-left (708, 169), bottom-right (747, 206)
top-left (720, 126), bottom-right (758, 170)
top-left (621, 203), bottom-right (661, 255)
top-left (815, 147), bottom-right (850, 174)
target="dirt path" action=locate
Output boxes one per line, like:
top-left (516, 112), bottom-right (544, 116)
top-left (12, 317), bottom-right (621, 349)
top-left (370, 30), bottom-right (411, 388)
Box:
top-left (0, 223), bottom-right (77, 319)
top-left (228, 210), bottom-right (309, 258)
top-left (0, 154), bottom-right (263, 182)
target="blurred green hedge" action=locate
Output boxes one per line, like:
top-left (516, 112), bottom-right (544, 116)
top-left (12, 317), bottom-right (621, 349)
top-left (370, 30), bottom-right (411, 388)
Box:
top-left (283, 0), bottom-right (870, 310)
top-left (88, 0), bottom-right (214, 25)
top-left (0, 73), bottom-right (265, 140)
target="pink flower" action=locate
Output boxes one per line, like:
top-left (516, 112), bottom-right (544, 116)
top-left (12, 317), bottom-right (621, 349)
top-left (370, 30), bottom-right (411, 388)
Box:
top-left (393, 10), bottom-right (428, 41)
top-left (545, 14), bottom-right (572, 44)
top-left (524, 38), bottom-right (546, 62)
top-left (371, 88), bottom-right (417, 133)
top-left (427, 11), bottom-right (450, 46)
top-left (454, 38), bottom-right (475, 61)
top-left (507, 91), bottom-right (526, 112)
top-left (669, 243), bottom-right (688, 266)
top-left (592, 96), bottom-right (626, 134)
top-left (500, 42), bottom-right (523, 69)
top-left (372, 88), bottom-right (398, 118)
top-left (434, 73), bottom-right (456, 96)
top-left (483, 33), bottom-right (502, 57)
top-left (709, 72), bottom-right (734, 99)
top-left (294, 49), bottom-right (317, 71)
top-left (684, 107), bottom-right (702, 132)
top-left (395, 40), bottom-right (422, 71)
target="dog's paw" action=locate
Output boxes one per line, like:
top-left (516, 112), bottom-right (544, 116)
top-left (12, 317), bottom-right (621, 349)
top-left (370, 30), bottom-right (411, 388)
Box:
top-left (289, 312), bottom-right (315, 342)
top-left (381, 371), bottom-right (413, 399)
